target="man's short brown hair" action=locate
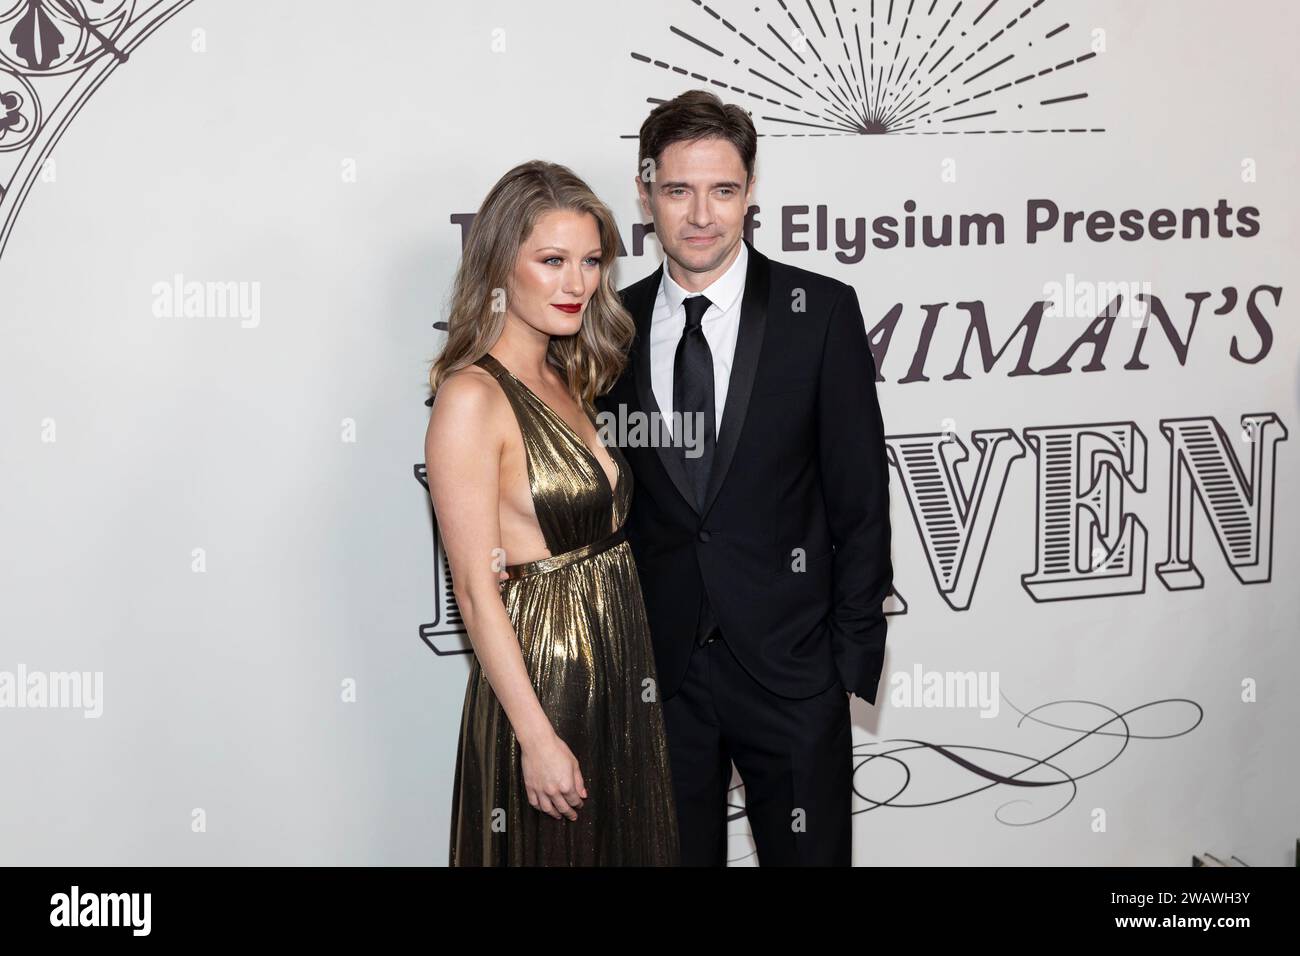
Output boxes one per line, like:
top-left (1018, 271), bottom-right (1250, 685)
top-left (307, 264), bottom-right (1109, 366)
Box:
top-left (638, 89), bottom-right (758, 181)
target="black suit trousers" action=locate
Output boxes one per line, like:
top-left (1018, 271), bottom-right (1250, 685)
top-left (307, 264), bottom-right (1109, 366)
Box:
top-left (661, 626), bottom-right (853, 866)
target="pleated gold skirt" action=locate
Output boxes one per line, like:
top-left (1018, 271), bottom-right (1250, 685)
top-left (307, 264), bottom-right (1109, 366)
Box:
top-left (448, 531), bottom-right (681, 866)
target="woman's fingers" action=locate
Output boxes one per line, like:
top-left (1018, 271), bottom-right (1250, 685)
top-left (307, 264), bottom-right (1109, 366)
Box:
top-left (536, 792), bottom-right (563, 820)
top-left (549, 789), bottom-right (577, 821)
top-left (574, 766), bottom-right (587, 800)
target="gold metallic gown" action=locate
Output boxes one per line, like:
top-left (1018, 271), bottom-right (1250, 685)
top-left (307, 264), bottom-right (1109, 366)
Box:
top-left (448, 352), bottom-right (680, 866)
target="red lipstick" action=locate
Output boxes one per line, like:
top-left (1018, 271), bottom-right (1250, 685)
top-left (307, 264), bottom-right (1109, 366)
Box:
top-left (552, 303), bottom-right (582, 314)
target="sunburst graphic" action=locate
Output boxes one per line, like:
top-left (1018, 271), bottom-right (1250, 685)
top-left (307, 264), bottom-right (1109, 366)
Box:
top-left (625, 0), bottom-right (1105, 138)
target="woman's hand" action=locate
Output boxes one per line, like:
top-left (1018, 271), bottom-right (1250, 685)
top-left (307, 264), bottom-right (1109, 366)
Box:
top-left (520, 732), bottom-right (587, 821)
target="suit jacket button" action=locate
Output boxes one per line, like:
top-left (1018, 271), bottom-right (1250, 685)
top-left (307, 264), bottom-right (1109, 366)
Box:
top-left (697, 530), bottom-right (711, 542)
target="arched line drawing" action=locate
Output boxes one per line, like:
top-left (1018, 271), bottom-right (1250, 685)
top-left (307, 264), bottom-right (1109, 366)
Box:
top-left (0, 0), bottom-right (197, 262)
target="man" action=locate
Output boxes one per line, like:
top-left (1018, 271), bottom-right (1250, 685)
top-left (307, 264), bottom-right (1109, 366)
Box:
top-left (596, 90), bottom-right (892, 866)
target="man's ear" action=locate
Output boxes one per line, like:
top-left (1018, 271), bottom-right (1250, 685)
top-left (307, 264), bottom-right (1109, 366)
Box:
top-left (744, 174), bottom-right (757, 207)
top-left (635, 174), bottom-right (653, 219)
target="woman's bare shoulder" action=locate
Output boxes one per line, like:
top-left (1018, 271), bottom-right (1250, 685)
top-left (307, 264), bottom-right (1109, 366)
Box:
top-left (427, 363), bottom-right (509, 443)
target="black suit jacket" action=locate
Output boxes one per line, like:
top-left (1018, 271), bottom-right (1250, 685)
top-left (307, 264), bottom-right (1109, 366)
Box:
top-left (596, 240), bottom-right (892, 704)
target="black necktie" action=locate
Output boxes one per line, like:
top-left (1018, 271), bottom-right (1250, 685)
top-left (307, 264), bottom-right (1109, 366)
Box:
top-left (673, 294), bottom-right (715, 511)
top-left (674, 294), bottom-right (720, 647)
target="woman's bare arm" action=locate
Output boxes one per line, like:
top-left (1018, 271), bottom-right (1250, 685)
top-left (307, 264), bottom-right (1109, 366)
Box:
top-left (425, 370), bottom-right (554, 748)
top-left (424, 369), bottom-right (587, 819)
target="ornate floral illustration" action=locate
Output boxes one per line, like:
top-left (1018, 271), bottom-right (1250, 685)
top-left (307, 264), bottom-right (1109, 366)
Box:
top-left (0, 0), bottom-right (194, 259)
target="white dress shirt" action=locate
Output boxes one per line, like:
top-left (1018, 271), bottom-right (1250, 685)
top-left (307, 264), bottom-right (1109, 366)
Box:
top-left (649, 240), bottom-right (749, 440)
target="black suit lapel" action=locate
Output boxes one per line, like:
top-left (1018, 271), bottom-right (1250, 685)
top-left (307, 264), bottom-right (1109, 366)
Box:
top-left (700, 240), bottom-right (769, 519)
top-left (627, 262), bottom-right (703, 515)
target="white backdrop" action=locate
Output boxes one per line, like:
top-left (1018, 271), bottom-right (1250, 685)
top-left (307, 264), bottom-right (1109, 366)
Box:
top-left (0, 0), bottom-right (1296, 865)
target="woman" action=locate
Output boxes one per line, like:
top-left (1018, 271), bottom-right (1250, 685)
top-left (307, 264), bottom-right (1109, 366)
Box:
top-left (424, 160), bottom-right (680, 866)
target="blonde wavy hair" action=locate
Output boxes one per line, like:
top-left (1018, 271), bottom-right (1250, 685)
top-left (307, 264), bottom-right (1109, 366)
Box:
top-left (427, 160), bottom-right (635, 407)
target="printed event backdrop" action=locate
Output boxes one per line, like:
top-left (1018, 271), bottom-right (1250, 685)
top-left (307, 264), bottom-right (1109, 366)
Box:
top-left (0, 0), bottom-right (1295, 866)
